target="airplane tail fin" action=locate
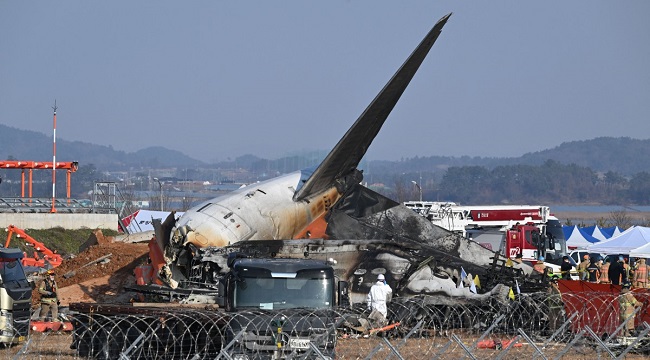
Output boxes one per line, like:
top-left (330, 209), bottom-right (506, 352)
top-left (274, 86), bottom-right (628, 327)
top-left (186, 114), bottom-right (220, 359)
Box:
top-left (294, 13), bottom-right (452, 201)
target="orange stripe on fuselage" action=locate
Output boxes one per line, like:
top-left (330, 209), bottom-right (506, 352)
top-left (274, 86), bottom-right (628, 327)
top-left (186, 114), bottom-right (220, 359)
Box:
top-left (294, 187), bottom-right (340, 239)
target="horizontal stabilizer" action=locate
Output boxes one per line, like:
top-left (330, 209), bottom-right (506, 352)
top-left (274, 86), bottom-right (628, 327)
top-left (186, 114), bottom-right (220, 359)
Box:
top-left (294, 13), bottom-right (452, 201)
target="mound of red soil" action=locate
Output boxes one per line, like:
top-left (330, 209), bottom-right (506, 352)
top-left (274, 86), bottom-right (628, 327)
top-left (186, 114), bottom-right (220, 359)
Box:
top-left (32, 239), bottom-right (149, 306)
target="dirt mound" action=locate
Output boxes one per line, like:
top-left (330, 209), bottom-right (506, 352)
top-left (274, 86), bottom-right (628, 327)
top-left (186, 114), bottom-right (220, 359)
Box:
top-left (32, 240), bottom-right (149, 306)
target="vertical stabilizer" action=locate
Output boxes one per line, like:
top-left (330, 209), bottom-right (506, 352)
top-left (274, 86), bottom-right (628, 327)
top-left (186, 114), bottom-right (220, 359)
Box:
top-left (293, 13), bottom-right (452, 201)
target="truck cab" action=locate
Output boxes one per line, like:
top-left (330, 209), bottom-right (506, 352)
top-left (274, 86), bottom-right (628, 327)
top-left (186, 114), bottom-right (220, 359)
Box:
top-left (223, 256), bottom-right (343, 359)
top-left (0, 248), bottom-right (32, 345)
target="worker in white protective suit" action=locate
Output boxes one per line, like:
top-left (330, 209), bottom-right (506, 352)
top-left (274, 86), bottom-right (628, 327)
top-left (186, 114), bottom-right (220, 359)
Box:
top-left (366, 273), bottom-right (393, 326)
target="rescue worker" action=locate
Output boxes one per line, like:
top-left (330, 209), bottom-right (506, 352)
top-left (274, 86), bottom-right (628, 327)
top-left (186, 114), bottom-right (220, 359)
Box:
top-left (533, 256), bottom-right (546, 275)
top-left (609, 256), bottom-right (627, 285)
top-left (586, 257), bottom-right (601, 283)
top-left (560, 256), bottom-right (574, 280)
top-left (578, 254), bottom-right (590, 281)
top-left (546, 275), bottom-right (564, 333)
top-left (623, 257), bottom-right (632, 283)
top-left (633, 258), bottom-right (648, 288)
top-left (514, 253), bottom-right (524, 265)
top-left (366, 273), bottom-right (392, 326)
top-left (619, 282), bottom-right (642, 337)
top-left (599, 259), bottom-right (611, 284)
top-left (38, 269), bottom-right (59, 322)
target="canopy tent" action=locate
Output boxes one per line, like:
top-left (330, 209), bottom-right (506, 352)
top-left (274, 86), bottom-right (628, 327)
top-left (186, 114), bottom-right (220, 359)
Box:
top-left (629, 242), bottom-right (650, 258)
top-left (582, 225), bottom-right (608, 242)
top-left (588, 226), bottom-right (650, 255)
top-left (601, 226), bottom-right (624, 239)
top-left (563, 225), bottom-right (600, 249)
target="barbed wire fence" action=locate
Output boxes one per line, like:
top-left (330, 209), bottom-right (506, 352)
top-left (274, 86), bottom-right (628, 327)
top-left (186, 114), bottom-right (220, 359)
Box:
top-left (3, 291), bottom-right (650, 359)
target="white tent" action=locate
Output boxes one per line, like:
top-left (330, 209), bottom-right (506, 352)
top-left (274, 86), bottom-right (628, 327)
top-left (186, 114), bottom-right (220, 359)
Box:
top-left (564, 225), bottom-right (600, 249)
top-left (588, 226), bottom-right (650, 255)
top-left (590, 226), bottom-right (608, 242)
top-left (630, 241), bottom-right (650, 258)
top-left (601, 226), bottom-right (624, 239)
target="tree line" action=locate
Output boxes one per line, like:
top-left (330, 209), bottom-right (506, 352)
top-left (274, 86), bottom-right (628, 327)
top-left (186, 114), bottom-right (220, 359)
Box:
top-left (374, 160), bottom-right (650, 206)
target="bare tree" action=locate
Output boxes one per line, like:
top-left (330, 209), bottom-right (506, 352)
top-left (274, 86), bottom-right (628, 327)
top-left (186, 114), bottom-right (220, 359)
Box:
top-left (181, 196), bottom-right (195, 212)
top-left (393, 177), bottom-right (408, 204)
top-left (595, 217), bottom-right (610, 228)
top-left (608, 210), bottom-right (633, 230)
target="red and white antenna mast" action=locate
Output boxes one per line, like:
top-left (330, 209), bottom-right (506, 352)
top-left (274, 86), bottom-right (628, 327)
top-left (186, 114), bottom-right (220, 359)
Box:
top-left (50, 100), bottom-right (57, 213)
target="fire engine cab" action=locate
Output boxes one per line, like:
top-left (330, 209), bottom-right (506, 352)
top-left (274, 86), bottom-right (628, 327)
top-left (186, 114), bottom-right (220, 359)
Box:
top-left (404, 202), bottom-right (567, 263)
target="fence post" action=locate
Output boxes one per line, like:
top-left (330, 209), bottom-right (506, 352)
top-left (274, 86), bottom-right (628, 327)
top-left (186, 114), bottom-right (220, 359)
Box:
top-left (384, 319), bottom-right (424, 360)
top-left (120, 323), bottom-right (162, 360)
top-left (430, 338), bottom-right (454, 360)
top-left (583, 326), bottom-right (616, 358)
top-left (553, 329), bottom-right (586, 360)
top-left (616, 322), bottom-right (650, 360)
top-left (451, 334), bottom-right (477, 360)
top-left (605, 306), bottom-right (641, 343)
top-left (494, 334), bottom-right (521, 360)
top-left (381, 337), bottom-right (406, 360)
top-left (464, 314), bottom-right (505, 357)
top-left (517, 328), bottom-right (547, 360)
top-left (214, 329), bottom-right (244, 360)
top-left (533, 312), bottom-right (579, 360)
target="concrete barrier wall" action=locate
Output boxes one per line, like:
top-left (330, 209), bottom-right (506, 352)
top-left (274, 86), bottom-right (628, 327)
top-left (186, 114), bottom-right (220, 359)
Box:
top-left (0, 213), bottom-right (118, 230)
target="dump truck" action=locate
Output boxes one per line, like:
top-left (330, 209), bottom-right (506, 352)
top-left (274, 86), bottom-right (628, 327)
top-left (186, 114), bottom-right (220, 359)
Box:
top-left (0, 247), bottom-right (32, 345)
top-left (71, 255), bottom-right (346, 359)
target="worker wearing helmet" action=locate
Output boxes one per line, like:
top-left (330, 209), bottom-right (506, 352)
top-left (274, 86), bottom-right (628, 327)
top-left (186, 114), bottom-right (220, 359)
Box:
top-left (560, 256), bottom-right (574, 280)
top-left (619, 282), bottom-right (642, 336)
top-left (578, 254), bottom-right (590, 281)
top-left (633, 258), bottom-right (648, 288)
top-left (533, 256), bottom-right (546, 275)
top-left (366, 273), bottom-right (392, 326)
top-left (38, 270), bottom-right (59, 322)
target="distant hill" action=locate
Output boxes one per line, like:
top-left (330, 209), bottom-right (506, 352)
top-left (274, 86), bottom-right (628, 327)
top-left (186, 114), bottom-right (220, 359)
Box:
top-left (0, 124), bottom-right (204, 169)
top-left (1, 124), bottom-right (649, 175)
top-left (370, 137), bottom-right (650, 177)
top-left (516, 137), bottom-right (650, 175)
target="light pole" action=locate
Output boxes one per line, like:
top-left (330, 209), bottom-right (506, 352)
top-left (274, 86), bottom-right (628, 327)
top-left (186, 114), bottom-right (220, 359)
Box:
top-left (153, 177), bottom-right (163, 211)
top-left (411, 180), bottom-right (422, 202)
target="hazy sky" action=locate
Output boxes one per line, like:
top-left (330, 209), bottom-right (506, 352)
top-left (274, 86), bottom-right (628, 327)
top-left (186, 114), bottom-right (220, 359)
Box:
top-left (1, 2), bottom-right (649, 163)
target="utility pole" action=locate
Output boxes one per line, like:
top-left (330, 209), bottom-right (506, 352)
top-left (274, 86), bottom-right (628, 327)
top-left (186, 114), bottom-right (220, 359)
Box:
top-left (411, 180), bottom-right (422, 202)
top-left (50, 101), bottom-right (58, 213)
top-left (154, 177), bottom-right (163, 211)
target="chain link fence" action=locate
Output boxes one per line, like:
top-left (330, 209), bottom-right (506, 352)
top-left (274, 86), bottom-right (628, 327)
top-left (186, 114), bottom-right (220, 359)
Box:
top-left (2, 291), bottom-right (650, 359)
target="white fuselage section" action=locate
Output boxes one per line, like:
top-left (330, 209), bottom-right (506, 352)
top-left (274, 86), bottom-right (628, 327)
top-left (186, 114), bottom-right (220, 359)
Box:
top-left (173, 171), bottom-right (340, 248)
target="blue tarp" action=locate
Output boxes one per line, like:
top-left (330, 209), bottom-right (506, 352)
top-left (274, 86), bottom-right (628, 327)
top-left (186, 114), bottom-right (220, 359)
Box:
top-left (582, 225), bottom-right (608, 241)
top-left (601, 226), bottom-right (624, 239)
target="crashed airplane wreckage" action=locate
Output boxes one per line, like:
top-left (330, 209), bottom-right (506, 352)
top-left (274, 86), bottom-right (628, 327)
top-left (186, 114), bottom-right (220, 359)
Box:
top-left (130, 13), bottom-right (547, 306)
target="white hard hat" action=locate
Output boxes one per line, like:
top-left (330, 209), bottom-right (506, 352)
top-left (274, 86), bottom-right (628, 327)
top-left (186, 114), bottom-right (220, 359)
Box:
top-left (377, 274), bottom-right (385, 281)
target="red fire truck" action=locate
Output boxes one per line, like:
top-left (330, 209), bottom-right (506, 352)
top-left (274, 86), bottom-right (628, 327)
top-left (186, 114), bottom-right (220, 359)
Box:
top-left (403, 202), bottom-right (568, 263)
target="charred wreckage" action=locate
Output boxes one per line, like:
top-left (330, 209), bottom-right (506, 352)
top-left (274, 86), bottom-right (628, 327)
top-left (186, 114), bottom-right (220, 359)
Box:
top-left (68, 13), bottom-right (561, 359)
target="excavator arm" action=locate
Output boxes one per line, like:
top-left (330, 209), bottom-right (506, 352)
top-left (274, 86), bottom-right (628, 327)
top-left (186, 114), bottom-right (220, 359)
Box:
top-left (4, 225), bottom-right (63, 268)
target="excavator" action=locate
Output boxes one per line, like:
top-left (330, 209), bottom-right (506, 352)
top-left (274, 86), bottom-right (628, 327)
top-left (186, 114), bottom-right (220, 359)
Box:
top-left (4, 225), bottom-right (63, 270)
